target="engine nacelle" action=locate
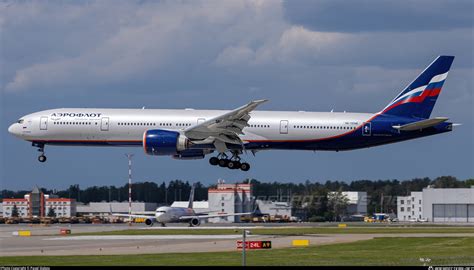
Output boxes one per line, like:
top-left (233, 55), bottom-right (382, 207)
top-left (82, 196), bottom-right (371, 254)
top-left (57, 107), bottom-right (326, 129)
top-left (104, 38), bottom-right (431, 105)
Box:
top-left (145, 218), bottom-right (154, 226)
top-left (189, 218), bottom-right (201, 227)
top-left (143, 129), bottom-right (190, 156)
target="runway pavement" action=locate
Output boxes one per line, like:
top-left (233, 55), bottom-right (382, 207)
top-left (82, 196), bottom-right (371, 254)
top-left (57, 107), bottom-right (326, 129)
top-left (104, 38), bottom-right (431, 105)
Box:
top-left (2, 223), bottom-right (474, 257)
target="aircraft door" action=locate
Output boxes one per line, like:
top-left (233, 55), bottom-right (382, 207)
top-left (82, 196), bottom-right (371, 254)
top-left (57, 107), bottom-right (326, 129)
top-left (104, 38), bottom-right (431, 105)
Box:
top-left (101, 117), bottom-right (110, 131)
top-left (362, 122), bottom-right (371, 136)
top-left (280, 120), bottom-right (289, 134)
top-left (40, 116), bottom-right (48, 130)
top-left (197, 118), bottom-right (206, 125)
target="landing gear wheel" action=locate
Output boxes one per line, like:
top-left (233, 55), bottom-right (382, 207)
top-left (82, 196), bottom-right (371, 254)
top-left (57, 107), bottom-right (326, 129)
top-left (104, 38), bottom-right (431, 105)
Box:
top-left (218, 159), bottom-right (229, 167)
top-left (33, 142), bottom-right (47, 163)
top-left (38, 155), bottom-right (47, 163)
top-left (209, 157), bottom-right (219, 166)
top-left (229, 161), bottom-right (241, 169)
top-left (240, 162), bottom-right (250, 171)
top-left (227, 161), bottom-right (238, 169)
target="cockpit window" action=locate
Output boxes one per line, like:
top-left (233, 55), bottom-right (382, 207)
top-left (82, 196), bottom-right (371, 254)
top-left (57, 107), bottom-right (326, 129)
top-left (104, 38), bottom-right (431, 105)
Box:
top-left (17, 119), bottom-right (24, 124)
top-left (156, 210), bottom-right (166, 213)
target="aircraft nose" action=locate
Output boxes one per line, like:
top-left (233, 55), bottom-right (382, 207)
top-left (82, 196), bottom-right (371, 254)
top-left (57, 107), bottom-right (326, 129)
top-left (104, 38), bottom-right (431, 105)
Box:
top-left (8, 123), bottom-right (21, 136)
top-left (8, 123), bottom-right (16, 134)
top-left (156, 213), bottom-right (163, 221)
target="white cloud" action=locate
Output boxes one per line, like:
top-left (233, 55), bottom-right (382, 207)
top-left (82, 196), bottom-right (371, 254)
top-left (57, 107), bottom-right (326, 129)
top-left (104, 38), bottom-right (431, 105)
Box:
top-left (1, 0), bottom-right (472, 96)
top-left (2, 0), bottom-right (290, 92)
top-left (274, 26), bottom-right (346, 63)
top-left (215, 46), bottom-right (256, 66)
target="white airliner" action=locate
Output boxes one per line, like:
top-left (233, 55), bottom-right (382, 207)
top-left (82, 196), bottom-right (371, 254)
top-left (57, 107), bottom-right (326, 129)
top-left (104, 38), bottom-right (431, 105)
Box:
top-left (112, 185), bottom-right (252, 227)
top-left (8, 56), bottom-right (456, 171)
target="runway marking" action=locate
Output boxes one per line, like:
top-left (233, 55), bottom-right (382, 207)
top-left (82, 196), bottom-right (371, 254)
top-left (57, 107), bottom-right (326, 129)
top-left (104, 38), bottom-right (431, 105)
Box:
top-left (46, 235), bottom-right (258, 240)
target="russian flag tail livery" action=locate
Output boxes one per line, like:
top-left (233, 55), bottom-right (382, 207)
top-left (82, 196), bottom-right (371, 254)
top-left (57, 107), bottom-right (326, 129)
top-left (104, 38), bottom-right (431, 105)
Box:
top-left (381, 55), bottom-right (454, 119)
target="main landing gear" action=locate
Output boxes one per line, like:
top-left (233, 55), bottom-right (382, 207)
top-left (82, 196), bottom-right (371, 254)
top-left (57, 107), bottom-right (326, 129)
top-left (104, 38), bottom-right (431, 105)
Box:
top-left (209, 152), bottom-right (250, 171)
top-left (33, 142), bottom-right (47, 163)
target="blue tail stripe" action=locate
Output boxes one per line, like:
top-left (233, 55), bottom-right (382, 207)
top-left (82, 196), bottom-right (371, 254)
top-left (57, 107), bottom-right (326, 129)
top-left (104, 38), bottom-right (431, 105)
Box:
top-left (397, 56), bottom-right (454, 98)
top-left (382, 55), bottom-right (454, 119)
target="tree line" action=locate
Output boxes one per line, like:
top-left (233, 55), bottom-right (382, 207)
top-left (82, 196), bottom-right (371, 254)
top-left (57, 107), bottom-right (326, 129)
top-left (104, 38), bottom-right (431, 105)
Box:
top-left (2, 176), bottom-right (473, 219)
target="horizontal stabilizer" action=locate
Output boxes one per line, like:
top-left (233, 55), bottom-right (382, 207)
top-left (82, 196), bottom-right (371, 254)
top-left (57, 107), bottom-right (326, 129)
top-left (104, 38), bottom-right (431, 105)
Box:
top-left (392, 117), bottom-right (449, 131)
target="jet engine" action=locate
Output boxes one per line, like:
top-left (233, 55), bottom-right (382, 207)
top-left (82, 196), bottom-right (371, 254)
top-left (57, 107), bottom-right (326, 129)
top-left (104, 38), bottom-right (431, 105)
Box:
top-left (189, 218), bottom-right (201, 227)
top-left (143, 129), bottom-right (191, 155)
top-left (145, 219), bottom-right (154, 226)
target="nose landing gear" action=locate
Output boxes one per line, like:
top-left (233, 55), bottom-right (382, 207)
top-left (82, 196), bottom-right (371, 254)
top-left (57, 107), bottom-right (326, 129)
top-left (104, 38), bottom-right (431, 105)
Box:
top-left (33, 142), bottom-right (47, 163)
top-left (208, 152), bottom-right (250, 171)
top-left (38, 155), bottom-right (47, 163)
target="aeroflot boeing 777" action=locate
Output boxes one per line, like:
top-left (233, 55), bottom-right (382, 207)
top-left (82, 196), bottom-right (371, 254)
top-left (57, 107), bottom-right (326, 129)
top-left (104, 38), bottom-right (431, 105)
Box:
top-left (8, 56), bottom-right (457, 171)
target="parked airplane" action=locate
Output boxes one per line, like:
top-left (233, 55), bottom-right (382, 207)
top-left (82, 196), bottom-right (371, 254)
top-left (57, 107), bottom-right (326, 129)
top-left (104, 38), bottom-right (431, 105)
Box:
top-left (111, 185), bottom-right (252, 227)
top-left (8, 56), bottom-right (457, 171)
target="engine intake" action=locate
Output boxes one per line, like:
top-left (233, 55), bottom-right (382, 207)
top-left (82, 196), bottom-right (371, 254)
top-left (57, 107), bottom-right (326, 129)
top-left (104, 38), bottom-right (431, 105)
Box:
top-left (145, 219), bottom-right (154, 226)
top-left (143, 129), bottom-right (190, 156)
top-left (190, 218), bottom-right (201, 227)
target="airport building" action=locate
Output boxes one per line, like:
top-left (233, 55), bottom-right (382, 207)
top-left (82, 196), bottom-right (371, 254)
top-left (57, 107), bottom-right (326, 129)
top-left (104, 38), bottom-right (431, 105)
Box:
top-left (172, 180), bottom-right (286, 223)
top-left (397, 186), bottom-right (474, 223)
top-left (328, 191), bottom-right (368, 216)
top-left (76, 201), bottom-right (157, 216)
top-left (342, 191), bottom-right (368, 216)
top-left (45, 198), bottom-right (76, 218)
top-left (397, 191), bottom-right (423, 221)
top-left (2, 187), bottom-right (76, 218)
top-left (207, 180), bottom-right (253, 223)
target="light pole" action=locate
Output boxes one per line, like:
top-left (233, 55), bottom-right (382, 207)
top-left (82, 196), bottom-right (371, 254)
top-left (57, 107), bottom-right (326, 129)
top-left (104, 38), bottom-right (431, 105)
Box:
top-left (125, 153), bottom-right (134, 226)
top-left (242, 230), bottom-right (250, 266)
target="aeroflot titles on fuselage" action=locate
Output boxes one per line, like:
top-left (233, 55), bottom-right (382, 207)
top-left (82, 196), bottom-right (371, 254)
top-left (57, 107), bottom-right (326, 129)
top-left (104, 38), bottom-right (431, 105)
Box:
top-left (51, 113), bottom-right (102, 118)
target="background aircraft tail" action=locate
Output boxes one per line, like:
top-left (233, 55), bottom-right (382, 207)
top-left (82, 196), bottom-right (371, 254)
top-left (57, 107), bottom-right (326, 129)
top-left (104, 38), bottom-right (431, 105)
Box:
top-left (188, 183), bottom-right (195, 209)
top-left (380, 55), bottom-right (454, 119)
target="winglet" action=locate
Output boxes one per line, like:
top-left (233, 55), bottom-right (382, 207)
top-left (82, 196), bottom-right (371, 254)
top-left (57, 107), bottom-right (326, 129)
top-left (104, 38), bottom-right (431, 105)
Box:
top-left (246, 99), bottom-right (268, 111)
top-left (251, 99), bottom-right (268, 104)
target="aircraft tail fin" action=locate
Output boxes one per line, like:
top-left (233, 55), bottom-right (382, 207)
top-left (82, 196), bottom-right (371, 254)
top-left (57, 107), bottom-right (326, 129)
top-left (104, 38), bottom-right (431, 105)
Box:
top-left (380, 55), bottom-right (454, 119)
top-left (188, 184), bottom-right (195, 209)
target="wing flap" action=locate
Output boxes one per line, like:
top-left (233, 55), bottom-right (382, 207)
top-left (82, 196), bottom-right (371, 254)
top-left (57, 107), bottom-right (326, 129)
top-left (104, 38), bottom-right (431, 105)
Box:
top-left (184, 99), bottom-right (267, 145)
top-left (392, 117), bottom-right (449, 131)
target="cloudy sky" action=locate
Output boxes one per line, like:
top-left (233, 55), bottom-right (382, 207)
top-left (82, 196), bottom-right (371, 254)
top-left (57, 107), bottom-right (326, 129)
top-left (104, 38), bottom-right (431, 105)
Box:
top-left (1, 0), bottom-right (473, 190)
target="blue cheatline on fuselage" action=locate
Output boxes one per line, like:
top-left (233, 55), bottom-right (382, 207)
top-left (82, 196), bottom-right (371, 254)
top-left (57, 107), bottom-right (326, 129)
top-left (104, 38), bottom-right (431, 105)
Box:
top-left (31, 116), bottom-right (452, 152)
top-left (245, 115), bottom-right (453, 151)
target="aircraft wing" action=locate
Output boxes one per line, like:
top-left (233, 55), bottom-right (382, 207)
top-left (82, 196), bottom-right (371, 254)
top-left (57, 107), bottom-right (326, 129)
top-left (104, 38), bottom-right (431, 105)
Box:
top-left (110, 213), bottom-right (156, 220)
top-left (178, 212), bottom-right (253, 221)
top-left (392, 117), bottom-right (449, 131)
top-left (184, 100), bottom-right (268, 147)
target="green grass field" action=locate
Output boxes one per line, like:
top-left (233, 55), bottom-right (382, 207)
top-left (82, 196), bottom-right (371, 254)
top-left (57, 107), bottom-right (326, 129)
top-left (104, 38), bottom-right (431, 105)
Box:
top-left (73, 226), bottom-right (474, 236)
top-left (1, 237), bottom-right (473, 266)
